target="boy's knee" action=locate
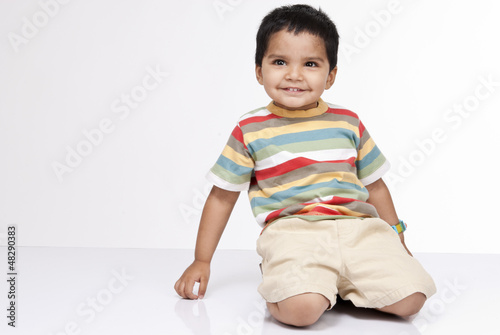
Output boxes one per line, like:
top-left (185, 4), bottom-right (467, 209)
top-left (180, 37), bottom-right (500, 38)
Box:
top-left (401, 293), bottom-right (427, 316)
top-left (379, 292), bottom-right (427, 317)
top-left (268, 293), bottom-right (329, 327)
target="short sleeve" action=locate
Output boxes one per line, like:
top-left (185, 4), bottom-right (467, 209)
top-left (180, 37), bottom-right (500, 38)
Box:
top-left (206, 125), bottom-right (255, 192)
top-left (356, 121), bottom-right (391, 185)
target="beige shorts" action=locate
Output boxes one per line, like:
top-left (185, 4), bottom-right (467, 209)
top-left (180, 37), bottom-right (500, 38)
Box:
top-left (256, 217), bottom-right (436, 310)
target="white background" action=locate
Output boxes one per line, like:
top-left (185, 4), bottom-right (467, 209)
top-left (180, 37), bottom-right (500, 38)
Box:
top-left (1, 0), bottom-right (499, 253)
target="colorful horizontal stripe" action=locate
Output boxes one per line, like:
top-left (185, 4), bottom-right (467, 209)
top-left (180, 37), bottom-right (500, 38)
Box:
top-left (206, 99), bottom-right (390, 227)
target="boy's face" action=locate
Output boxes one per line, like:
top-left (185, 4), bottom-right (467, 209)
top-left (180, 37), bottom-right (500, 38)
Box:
top-left (256, 29), bottom-right (337, 111)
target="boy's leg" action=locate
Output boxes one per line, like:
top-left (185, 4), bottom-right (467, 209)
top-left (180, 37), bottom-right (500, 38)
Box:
top-left (376, 292), bottom-right (426, 317)
top-left (266, 293), bottom-right (330, 327)
top-left (256, 218), bottom-right (340, 327)
top-left (336, 218), bottom-right (436, 316)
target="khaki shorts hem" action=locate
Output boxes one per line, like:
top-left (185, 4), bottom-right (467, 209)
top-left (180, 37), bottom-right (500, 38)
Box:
top-left (349, 283), bottom-right (437, 309)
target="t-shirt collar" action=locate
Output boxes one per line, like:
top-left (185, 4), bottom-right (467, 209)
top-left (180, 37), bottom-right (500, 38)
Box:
top-left (266, 99), bottom-right (328, 118)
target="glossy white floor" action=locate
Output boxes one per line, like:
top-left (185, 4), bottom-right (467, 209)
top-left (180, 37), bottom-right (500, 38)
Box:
top-left (1, 247), bottom-right (499, 335)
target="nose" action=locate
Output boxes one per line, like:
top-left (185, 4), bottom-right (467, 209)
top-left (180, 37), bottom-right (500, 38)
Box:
top-left (285, 64), bottom-right (303, 81)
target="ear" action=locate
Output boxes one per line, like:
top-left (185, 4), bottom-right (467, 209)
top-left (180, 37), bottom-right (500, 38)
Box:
top-left (255, 65), bottom-right (264, 85)
top-left (325, 66), bottom-right (337, 90)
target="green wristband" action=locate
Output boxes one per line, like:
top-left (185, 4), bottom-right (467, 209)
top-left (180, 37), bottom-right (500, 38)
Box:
top-left (391, 220), bottom-right (407, 234)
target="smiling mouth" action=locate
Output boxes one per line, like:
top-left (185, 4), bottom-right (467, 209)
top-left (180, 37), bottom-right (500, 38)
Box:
top-left (283, 87), bottom-right (305, 92)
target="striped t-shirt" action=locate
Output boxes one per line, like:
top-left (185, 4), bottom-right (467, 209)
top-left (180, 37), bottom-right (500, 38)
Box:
top-left (206, 99), bottom-right (390, 227)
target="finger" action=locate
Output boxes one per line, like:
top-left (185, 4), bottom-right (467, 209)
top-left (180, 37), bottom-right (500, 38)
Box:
top-left (174, 279), bottom-right (182, 296)
top-left (176, 280), bottom-right (187, 299)
top-left (183, 279), bottom-right (199, 300)
top-left (198, 276), bottom-right (208, 299)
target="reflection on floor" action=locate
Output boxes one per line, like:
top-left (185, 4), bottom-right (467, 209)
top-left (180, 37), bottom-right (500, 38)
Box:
top-left (1, 247), bottom-right (498, 335)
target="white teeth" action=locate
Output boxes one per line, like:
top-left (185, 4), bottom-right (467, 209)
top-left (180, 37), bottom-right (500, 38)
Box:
top-left (288, 88), bottom-right (300, 91)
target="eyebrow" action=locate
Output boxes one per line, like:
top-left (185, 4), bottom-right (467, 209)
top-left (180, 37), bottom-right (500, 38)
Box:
top-left (265, 54), bottom-right (285, 59)
top-left (304, 57), bottom-right (326, 62)
top-left (266, 54), bottom-right (326, 62)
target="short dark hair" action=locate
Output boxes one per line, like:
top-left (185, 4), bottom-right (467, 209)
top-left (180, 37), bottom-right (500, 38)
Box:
top-left (255, 4), bottom-right (340, 72)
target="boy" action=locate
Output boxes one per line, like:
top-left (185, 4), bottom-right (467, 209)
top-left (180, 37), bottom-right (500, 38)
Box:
top-left (175, 4), bottom-right (436, 327)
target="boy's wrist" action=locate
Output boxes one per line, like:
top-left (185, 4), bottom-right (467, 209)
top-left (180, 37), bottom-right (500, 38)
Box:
top-left (194, 258), bottom-right (211, 265)
top-left (391, 220), bottom-right (407, 234)
top-left (194, 259), bottom-right (210, 263)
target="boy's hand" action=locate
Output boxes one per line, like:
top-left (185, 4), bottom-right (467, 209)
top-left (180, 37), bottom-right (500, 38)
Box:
top-left (174, 260), bottom-right (210, 300)
top-left (399, 233), bottom-right (413, 257)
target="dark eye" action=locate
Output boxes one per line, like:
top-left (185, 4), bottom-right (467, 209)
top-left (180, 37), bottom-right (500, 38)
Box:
top-left (274, 59), bottom-right (286, 66)
top-left (305, 61), bottom-right (317, 67)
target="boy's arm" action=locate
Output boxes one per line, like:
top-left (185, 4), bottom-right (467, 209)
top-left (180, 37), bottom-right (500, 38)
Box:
top-left (174, 185), bottom-right (240, 299)
top-left (365, 178), bottom-right (412, 256)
